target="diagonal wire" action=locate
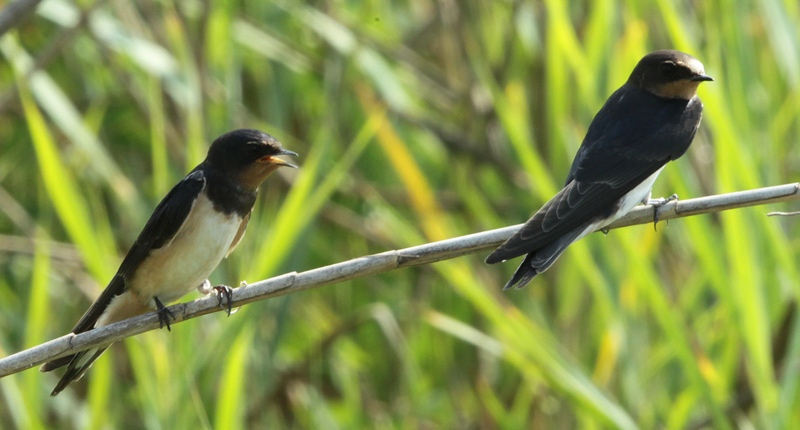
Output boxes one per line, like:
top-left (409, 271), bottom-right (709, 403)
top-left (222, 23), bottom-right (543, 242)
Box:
top-left (0, 182), bottom-right (798, 378)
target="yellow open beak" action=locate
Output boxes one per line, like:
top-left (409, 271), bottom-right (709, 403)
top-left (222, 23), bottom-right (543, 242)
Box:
top-left (258, 150), bottom-right (298, 168)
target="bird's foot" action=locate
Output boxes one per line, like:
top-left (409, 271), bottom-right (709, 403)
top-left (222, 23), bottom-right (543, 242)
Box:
top-left (647, 194), bottom-right (678, 231)
top-left (154, 296), bottom-right (174, 331)
top-left (212, 285), bottom-right (234, 316)
top-left (600, 228), bottom-right (610, 235)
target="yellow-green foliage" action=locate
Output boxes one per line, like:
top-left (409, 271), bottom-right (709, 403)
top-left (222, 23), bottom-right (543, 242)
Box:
top-left (1, 1), bottom-right (799, 428)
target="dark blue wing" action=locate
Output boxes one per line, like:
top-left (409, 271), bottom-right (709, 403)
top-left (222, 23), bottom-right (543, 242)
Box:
top-left (69, 169), bottom-right (207, 334)
top-left (486, 86), bottom-right (702, 263)
top-left (565, 85), bottom-right (700, 185)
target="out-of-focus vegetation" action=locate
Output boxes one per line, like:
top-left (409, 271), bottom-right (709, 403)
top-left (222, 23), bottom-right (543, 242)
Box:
top-left (1, 0), bottom-right (799, 428)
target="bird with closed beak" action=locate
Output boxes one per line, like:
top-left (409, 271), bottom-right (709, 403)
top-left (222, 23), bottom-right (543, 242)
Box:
top-left (41, 128), bottom-right (298, 396)
top-left (486, 50), bottom-right (713, 290)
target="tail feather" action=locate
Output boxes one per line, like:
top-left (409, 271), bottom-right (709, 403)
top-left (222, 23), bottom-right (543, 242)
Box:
top-left (43, 347), bottom-right (108, 396)
top-left (501, 224), bottom-right (590, 290)
top-left (502, 257), bottom-right (539, 290)
top-left (39, 355), bottom-right (73, 372)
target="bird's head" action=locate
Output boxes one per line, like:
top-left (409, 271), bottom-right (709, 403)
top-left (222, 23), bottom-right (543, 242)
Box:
top-left (206, 129), bottom-right (298, 190)
top-left (628, 50), bottom-right (713, 100)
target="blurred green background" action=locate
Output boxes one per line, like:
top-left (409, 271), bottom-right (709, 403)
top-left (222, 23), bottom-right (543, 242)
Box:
top-left (1, 0), bottom-right (799, 428)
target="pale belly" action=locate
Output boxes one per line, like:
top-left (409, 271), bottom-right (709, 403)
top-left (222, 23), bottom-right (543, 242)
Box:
top-left (610, 166), bottom-right (665, 221)
top-left (128, 194), bottom-right (242, 307)
top-left (571, 166), bottom-right (666, 243)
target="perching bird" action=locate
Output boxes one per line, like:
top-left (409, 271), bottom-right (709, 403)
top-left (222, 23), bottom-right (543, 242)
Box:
top-left (485, 50), bottom-right (712, 290)
top-left (41, 129), bottom-right (297, 396)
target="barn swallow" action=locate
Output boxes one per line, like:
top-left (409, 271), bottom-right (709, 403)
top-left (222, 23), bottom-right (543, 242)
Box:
top-left (40, 129), bottom-right (297, 396)
top-left (485, 50), bottom-right (712, 290)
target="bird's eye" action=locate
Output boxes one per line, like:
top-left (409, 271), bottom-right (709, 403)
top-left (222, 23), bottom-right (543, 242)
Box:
top-left (660, 61), bottom-right (677, 74)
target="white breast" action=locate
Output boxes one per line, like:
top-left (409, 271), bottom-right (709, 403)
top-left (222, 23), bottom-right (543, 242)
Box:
top-left (129, 192), bottom-right (242, 306)
top-left (605, 166), bottom-right (665, 226)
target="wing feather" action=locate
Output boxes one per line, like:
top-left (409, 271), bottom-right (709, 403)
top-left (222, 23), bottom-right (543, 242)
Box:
top-left (486, 87), bottom-right (702, 264)
top-left (68, 170), bottom-right (207, 334)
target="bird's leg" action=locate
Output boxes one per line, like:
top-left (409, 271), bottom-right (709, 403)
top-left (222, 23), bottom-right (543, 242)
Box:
top-left (218, 281), bottom-right (248, 316)
top-left (154, 296), bottom-right (174, 331)
top-left (646, 193), bottom-right (678, 231)
top-left (600, 228), bottom-right (610, 235)
top-left (212, 285), bottom-right (234, 316)
top-left (197, 279), bottom-right (234, 316)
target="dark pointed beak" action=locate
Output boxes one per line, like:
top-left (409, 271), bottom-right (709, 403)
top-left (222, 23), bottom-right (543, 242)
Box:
top-left (690, 73), bottom-right (714, 82)
top-left (260, 149), bottom-right (299, 168)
